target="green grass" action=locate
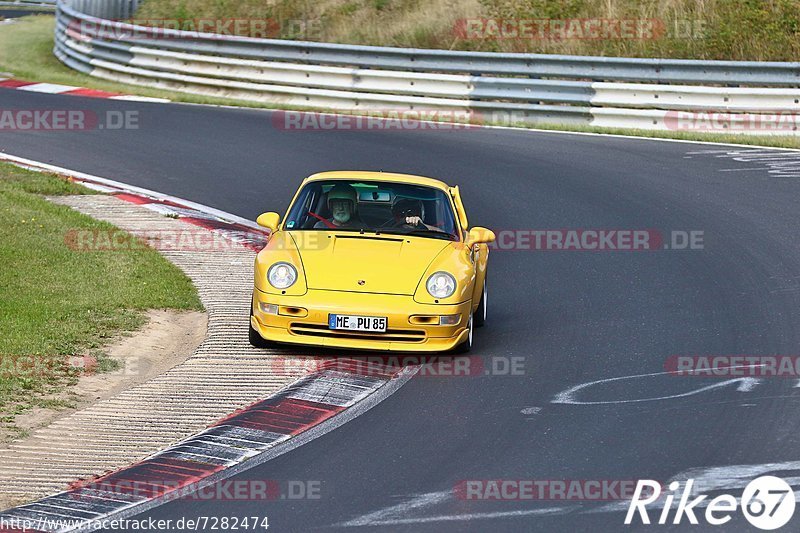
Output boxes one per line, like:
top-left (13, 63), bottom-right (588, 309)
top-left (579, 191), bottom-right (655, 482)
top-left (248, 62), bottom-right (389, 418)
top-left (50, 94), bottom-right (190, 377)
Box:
top-left (502, 122), bottom-right (800, 150)
top-left (0, 162), bottom-right (202, 432)
top-left (136, 0), bottom-right (800, 61)
top-left (1, 14), bottom-right (798, 152)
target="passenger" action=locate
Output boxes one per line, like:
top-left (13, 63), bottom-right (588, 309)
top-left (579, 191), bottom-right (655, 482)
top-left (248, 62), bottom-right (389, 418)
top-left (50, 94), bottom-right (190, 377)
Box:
top-left (391, 198), bottom-right (440, 231)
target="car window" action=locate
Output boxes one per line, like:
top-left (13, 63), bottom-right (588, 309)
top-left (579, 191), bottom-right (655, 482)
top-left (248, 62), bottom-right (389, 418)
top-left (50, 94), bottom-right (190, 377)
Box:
top-left (284, 180), bottom-right (459, 241)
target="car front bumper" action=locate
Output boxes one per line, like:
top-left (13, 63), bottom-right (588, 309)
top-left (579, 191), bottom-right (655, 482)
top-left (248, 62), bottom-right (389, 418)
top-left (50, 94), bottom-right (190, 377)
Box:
top-left (251, 288), bottom-right (471, 352)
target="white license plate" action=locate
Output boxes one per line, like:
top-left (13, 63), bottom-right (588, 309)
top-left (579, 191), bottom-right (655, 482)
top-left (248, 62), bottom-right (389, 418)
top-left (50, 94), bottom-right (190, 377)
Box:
top-left (328, 314), bottom-right (387, 332)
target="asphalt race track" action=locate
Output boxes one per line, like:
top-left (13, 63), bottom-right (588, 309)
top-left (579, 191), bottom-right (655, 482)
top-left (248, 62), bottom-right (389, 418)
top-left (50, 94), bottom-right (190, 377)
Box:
top-left (2, 89), bottom-right (800, 532)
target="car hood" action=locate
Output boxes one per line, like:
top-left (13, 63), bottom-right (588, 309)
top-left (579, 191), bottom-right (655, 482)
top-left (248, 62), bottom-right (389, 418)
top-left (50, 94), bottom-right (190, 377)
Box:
top-left (289, 231), bottom-right (451, 295)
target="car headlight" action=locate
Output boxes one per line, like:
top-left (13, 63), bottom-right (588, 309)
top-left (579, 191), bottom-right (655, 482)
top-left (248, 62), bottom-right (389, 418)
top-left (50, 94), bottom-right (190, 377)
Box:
top-left (268, 262), bottom-right (297, 289)
top-left (426, 272), bottom-right (456, 299)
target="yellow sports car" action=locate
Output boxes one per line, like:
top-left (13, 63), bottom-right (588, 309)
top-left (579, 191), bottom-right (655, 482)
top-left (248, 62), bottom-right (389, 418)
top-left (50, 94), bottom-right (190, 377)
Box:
top-left (249, 171), bottom-right (495, 353)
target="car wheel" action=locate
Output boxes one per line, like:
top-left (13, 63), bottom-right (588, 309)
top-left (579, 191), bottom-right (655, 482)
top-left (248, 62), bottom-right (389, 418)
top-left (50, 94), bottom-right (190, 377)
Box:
top-left (454, 314), bottom-right (473, 354)
top-left (249, 304), bottom-right (274, 349)
top-left (474, 272), bottom-right (487, 328)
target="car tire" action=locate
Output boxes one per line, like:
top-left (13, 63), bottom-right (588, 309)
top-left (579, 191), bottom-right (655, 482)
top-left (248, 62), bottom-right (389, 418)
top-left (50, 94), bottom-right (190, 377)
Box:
top-left (454, 314), bottom-right (473, 354)
top-left (249, 304), bottom-right (274, 349)
top-left (474, 272), bottom-right (487, 328)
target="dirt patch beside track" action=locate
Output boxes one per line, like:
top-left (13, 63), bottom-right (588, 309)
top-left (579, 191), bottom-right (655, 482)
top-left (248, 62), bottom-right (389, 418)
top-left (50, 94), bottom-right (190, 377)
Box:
top-left (4, 309), bottom-right (207, 447)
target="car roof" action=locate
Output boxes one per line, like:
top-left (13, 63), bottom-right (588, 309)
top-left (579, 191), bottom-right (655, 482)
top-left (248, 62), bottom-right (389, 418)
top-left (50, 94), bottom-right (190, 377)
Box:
top-left (303, 171), bottom-right (452, 191)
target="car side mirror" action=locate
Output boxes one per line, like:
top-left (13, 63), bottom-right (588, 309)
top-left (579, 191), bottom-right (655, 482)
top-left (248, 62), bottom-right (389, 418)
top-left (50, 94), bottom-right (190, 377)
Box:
top-left (466, 227), bottom-right (495, 247)
top-left (256, 212), bottom-right (281, 232)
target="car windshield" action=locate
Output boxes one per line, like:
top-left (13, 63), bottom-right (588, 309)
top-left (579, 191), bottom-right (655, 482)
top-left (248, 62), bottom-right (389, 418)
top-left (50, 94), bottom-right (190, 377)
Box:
top-left (283, 179), bottom-right (460, 241)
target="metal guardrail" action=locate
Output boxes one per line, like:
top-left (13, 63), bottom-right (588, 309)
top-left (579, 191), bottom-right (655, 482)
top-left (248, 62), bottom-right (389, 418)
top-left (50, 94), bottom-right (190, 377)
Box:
top-left (53, 0), bottom-right (800, 134)
top-left (0, 0), bottom-right (57, 9)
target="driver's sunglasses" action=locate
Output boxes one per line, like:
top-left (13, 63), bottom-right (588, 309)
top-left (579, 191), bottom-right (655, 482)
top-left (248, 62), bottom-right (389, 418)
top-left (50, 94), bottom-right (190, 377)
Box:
top-left (396, 208), bottom-right (419, 218)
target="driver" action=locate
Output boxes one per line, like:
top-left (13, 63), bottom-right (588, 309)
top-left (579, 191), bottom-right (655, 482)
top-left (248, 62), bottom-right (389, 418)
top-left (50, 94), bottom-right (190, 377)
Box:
top-left (314, 183), bottom-right (367, 229)
top-left (391, 198), bottom-right (440, 231)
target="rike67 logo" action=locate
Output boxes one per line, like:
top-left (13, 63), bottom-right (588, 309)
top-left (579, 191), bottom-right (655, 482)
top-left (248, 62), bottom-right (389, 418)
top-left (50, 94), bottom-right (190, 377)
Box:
top-left (626, 476), bottom-right (795, 530)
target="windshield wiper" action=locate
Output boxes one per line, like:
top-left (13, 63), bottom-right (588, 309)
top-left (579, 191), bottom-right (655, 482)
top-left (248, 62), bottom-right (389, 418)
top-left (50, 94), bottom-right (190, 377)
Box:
top-left (376, 228), bottom-right (455, 241)
top-left (408, 229), bottom-right (456, 240)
